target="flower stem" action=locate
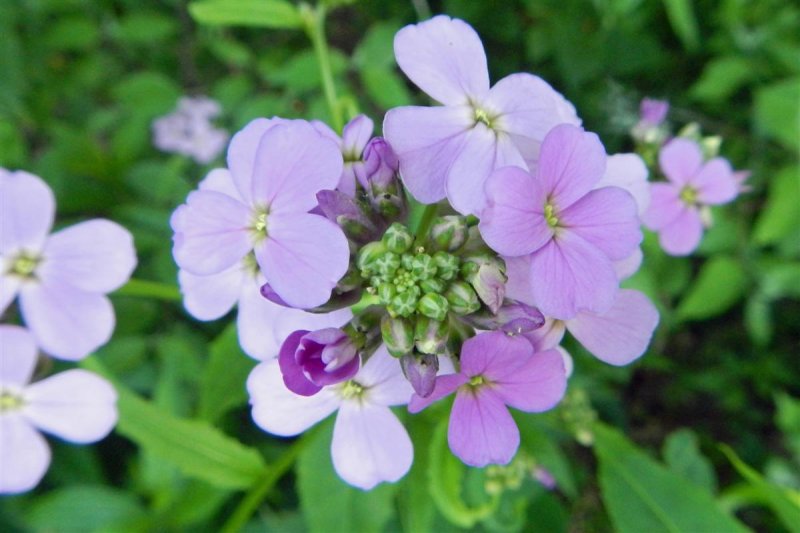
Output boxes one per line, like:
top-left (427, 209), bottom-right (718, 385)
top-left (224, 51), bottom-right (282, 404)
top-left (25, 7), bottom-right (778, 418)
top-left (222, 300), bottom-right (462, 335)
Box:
top-left (413, 203), bottom-right (439, 242)
top-left (302, 5), bottom-right (342, 132)
top-left (113, 279), bottom-right (182, 301)
top-left (220, 436), bottom-right (309, 533)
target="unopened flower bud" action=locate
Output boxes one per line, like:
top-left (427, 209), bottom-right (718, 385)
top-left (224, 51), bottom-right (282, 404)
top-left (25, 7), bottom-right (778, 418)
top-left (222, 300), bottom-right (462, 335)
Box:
top-left (414, 316), bottom-right (449, 355)
top-left (433, 251), bottom-right (459, 281)
top-left (374, 251), bottom-right (401, 277)
top-left (357, 241), bottom-right (387, 274)
top-left (464, 258), bottom-right (506, 314)
top-left (430, 216), bottom-right (468, 251)
top-left (417, 293), bottom-right (449, 321)
top-left (278, 328), bottom-right (360, 396)
top-left (462, 299), bottom-right (545, 334)
top-left (445, 281), bottom-right (481, 315)
top-left (390, 290), bottom-right (419, 318)
top-left (701, 135), bottom-right (722, 158)
top-left (359, 137), bottom-right (398, 192)
top-left (381, 315), bottom-right (415, 357)
top-left (400, 352), bottom-right (439, 398)
top-left (316, 190), bottom-right (377, 243)
top-left (410, 253), bottom-right (436, 280)
top-left (419, 278), bottom-right (444, 294)
top-left (382, 223), bottom-right (414, 253)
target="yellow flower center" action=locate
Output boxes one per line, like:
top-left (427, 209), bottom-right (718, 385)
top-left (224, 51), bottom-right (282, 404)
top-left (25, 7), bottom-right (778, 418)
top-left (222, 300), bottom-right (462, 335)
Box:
top-left (340, 380), bottom-right (365, 400)
top-left (8, 252), bottom-right (41, 279)
top-left (544, 203), bottom-right (559, 228)
top-left (0, 390), bottom-right (24, 412)
top-left (680, 185), bottom-right (698, 205)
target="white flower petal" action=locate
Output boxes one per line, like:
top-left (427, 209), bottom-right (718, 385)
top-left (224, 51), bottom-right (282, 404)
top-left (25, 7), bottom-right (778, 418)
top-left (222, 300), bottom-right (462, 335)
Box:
top-left (0, 325), bottom-right (38, 386)
top-left (0, 414), bottom-right (51, 494)
top-left (0, 170), bottom-right (55, 254)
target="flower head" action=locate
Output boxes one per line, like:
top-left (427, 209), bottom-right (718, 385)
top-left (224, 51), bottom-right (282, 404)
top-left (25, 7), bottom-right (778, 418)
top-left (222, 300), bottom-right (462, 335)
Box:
top-left (0, 325), bottom-right (117, 494)
top-left (409, 332), bottom-right (566, 467)
top-left (152, 96), bottom-right (228, 164)
top-left (383, 16), bottom-right (579, 215)
top-left (313, 115), bottom-right (376, 197)
top-left (1, 169), bottom-right (137, 360)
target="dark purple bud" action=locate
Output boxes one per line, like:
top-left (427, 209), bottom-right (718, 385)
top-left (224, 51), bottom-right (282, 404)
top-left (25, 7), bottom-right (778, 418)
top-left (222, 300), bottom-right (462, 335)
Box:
top-left (400, 352), bottom-right (439, 398)
top-left (278, 328), bottom-right (360, 396)
top-left (260, 282), bottom-right (289, 307)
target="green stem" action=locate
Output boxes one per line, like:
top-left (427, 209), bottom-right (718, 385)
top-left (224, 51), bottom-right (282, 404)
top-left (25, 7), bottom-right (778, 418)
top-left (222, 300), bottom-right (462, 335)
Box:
top-left (302, 5), bottom-right (342, 131)
top-left (414, 204), bottom-right (439, 242)
top-left (113, 279), bottom-right (182, 301)
top-left (220, 436), bottom-right (309, 533)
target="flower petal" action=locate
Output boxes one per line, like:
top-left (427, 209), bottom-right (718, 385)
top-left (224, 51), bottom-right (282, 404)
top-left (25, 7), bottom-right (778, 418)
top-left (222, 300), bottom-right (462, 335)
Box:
top-left (0, 170), bottom-right (54, 254)
top-left (560, 186), bottom-right (642, 261)
top-left (332, 402), bottom-right (413, 490)
top-left (0, 325), bottom-right (38, 387)
top-left (342, 115), bottom-right (374, 157)
top-left (178, 265), bottom-right (243, 321)
top-left (659, 138), bottom-right (703, 185)
top-left (408, 373), bottom-right (468, 413)
top-left (227, 118), bottom-right (284, 204)
top-left (595, 153), bottom-right (650, 215)
top-left (23, 369), bottom-right (117, 443)
top-left (641, 183), bottom-right (683, 230)
top-left (257, 213), bottom-right (349, 309)
top-left (247, 360), bottom-right (340, 436)
top-left (695, 158), bottom-right (738, 205)
top-left (460, 331), bottom-right (533, 379)
top-left (494, 349), bottom-right (566, 412)
top-left (383, 105), bottom-right (472, 204)
top-left (0, 415), bottom-right (51, 494)
top-left (536, 124), bottom-right (606, 209)
top-left (357, 346), bottom-right (414, 407)
top-left (566, 289), bottom-right (659, 366)
top-left (171, 190), bottom-right (252, 276)
top-left (530, 232), bottom-right (619, 319)
top-left (394, 15), bottom-right (489, 105)
top-left (658, 207), bottom-right (704, 256)
top-left (0, 273), bottom-right (21, 315)
top-left (198, 167), bottom-right (243, 201)
top-left (252, 121), bottom-right (343, 214)
top-left (448, 388), bottom-right (519, 467)
top-left (503, 255), bottom-right (535, 305)
top-left (614, 247), bottom-right (643, 281)
top-left (38, 220), bottom-right (137, 293)
top-left (19, 283), bottom-right (114, 361)
top-left (522, 317), bottom-right (566, 352)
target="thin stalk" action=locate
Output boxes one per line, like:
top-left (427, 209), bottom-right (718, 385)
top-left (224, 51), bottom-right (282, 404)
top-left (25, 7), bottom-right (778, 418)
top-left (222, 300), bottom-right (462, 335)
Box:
top-left (302, 5), bottom-right (342, 132)
top-left (414, 203), bottom-right (439, 242)
top-left (113, 279), bottom-right (182, 301)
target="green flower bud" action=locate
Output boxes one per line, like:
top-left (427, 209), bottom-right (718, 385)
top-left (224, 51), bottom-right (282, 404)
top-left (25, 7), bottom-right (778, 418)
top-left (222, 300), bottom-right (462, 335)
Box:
top-left (430, 215), bottom-right (468, 251)
top-left (381, 315), bottom-right (415, 357)
top-left (411, 253), bottom-right (436, 281)
top-left (400, 252), bottom-right (415, 271)
top-left (357, 241), bottom-right (386, 274)
top-left (417, 293), bottom-right (449, 321)
top-left (381, 222), bottom-right (414, 253)
top-left (471, 262), bottom-right (507, 314)
top-left (414, 316), bottom-right (449, 355)
top-left (374, 251), bottom-right (400, 277)
top-left (701, 135), bottom-right (722, 159)
top-left (433, 251), bottom-right (459, 281)
top-left (419, 278), bottom-right (444, 294)
top-left (445, 281), bottom-right (481, 315)
top-left (390, 290), bottom-right (419, 317)
top-left (377, 283), bottom-right (396, 304)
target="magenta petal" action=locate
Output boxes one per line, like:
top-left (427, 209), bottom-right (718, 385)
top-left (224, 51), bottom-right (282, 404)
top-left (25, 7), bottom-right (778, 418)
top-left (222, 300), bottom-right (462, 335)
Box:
top-left (658, 207), bottom-right (704, 256)
top-left (535, 124), bottom-right (606, 209)
top-left (694, 158), bottom-right (738, 205)
top-left (641, 183), bottom-right (683, 231)
top-left (0, 170), bottom-right (55, 254)
top-left (495, 349), bottom-right (566, 412)
top-left (0, 415), bottom-right (51, 494)
top-left (383, 105), bottom-right (472, 204)
top-left (408, 373), bottom-right (468, 413)
top-left (596, 153), bottom-right (650, 215)
top-left (448, 388), bottom-right (519, 467)
top-left (278, 330), bottom-right (321, 396)
top-left (566, 289), bottom-right (659, 366)
top-left (0, 325), bottom-right (38, 387)
top-left (172, 190), bottom-right (252, 276)
top-left (560, 187), bottom-right (642, 261)
top-left (530, 233), bottom-right (619, 319)
top-left (227, 118), bottom-right (283, 203)
top-left (659, 138), bottom-right (703, 185)
top-left (460, 332), bottom-right (533, 379)
top-left (257, 213), bottom-right (349, 309)
top-left (394, 15), bottom-right (489, 105)
top-left (480, 166), bottom-right (552, 256)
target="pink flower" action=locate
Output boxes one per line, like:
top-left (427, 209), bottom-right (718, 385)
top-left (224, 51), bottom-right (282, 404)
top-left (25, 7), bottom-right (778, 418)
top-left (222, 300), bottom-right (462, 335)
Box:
top-left (409, 332), bottom-right (566, 467)
top-left (479, 124), bottom-right (642, 319)
top-left (1, 169), bottom-right (137, 360)
top-left (383, 16), bottom-right (579, 215)
top-left (0, 325), bottom-right (117, 494)
top-left (248, 346), bottom-right (414, 490)
top-left (641, 138), bottom-right (738, 256)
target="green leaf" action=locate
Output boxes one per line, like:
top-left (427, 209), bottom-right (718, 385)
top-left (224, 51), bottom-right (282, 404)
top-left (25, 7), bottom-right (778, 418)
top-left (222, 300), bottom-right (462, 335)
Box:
top-left (754, 77), bottom-right (800, 150)
top-left (297, 420), bottom-right (398, 533)
top-left (515, 413), bottom-right (577, 498)
top-left (189, 0), bottom-right (303, 29)
top-left (775, 393), bottom-right (800, 462)
top-left (23, 485), bottom-right (147, 532)
top-left (199, 323), bottom-right (257, 423)
top-left (720, 444), bottom-right (800, 533)
top-left (662, 0), bottom-right (700, 51)
top-left (690, 56), bottom-right (754, 102)
top-left (594, 424), bottom-right (748, 533)
top-left (662, 428), bottom-right (717, 492)
top-left (399, 415), bottom-right (437, 533)
top-left (754, 166), bottom-right (800, 245)
top-left (676, 256), bottom-right (747, 321)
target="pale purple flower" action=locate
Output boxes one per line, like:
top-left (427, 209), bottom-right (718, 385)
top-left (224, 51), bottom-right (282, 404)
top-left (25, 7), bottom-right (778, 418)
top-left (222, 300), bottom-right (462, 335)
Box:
top-left (632, 98), bottom-right (670, 144)
top-left (0, 325), bottom-right (117, 494)
top-left (173, 169), bottom-right (351, 359)
top-left (596, 153), bottom-right (650, 216)
top-left (1, 169), bottom-right (137, 360)
top-left (171, 119), bottom-right (350, 309)
top-left (409, 332), bottom-right (566, 467)
top-left (479, 124), bottom-right (642, 320)
top-left (153, 96), bottom-right (228, 164)
top-left (383, 16), bottom-right (580, 215)
top-left (248, 345), bottom-right (414, 490)
top-left (313, 115), bottom-right (375, 196)
top-left (641, 138), bottom-right (738, 256)
top-left (361, 137), bottom-right (400, 193)
top-left (278, 328), bottom-right (359, 395)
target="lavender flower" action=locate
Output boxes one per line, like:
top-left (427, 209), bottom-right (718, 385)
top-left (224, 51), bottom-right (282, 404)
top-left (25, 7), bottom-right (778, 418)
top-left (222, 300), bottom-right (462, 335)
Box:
top-left (641, 138), bottom-right (739, 256)
top-left (409, 332), bottom-right (566, 467)
top-left (0, 325), bottom-right (117, 494)
top-left (313, 115), bottom-right (375, 197)
top-left (479, 124), bottom-right (642, 319)
top-left (383, 15), bottom-right (579, 215)
top-left (152, 96), bottom-right (228, 164)
top-left (171, 119), bottom-right (350, 309)
top-left (248, 346), bottom-right (414, 490)
top-left (278, 328), bottom-right (360, 395)
top-left (631, 98), bottom-right (670, 144)
top-left (1, 169), bottom-right (137, 360)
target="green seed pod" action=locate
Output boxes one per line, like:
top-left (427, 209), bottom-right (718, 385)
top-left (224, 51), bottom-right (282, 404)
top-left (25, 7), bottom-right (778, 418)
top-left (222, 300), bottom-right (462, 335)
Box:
top-left (417, 292), bottom-right (449, 321)
top-left (433, 251), bottom-right (460, 281)
top-left (374, 251), bottom-right (400, 277)
top-left (381, 315), bottom-right (415, 357)
top-left (357, 241), bottom-right (386, 274)
top-left (390, 290), bottom-right (419, 317)
top-left (381, 222), bottom-right (414, 253)
top-left (445, 281), bottom-right (481, 315)
top-left (414, 316), bottom-right (450, 355)
top-left (430, 215), bottom-right (468, 251)
top-left (410, 253), bottom-right (437, 281)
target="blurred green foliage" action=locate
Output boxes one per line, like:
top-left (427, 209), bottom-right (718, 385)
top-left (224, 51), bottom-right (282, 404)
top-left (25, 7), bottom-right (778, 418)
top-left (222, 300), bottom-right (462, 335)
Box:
top-left (1, 0), bottom-right (799, 531)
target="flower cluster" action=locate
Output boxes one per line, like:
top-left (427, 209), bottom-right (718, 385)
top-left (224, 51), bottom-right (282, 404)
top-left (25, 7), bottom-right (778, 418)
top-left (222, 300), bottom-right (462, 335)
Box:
top-left (0, 169), bottom-right (131, 493)
top-left (153, 96), bottom-right (229, 164)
